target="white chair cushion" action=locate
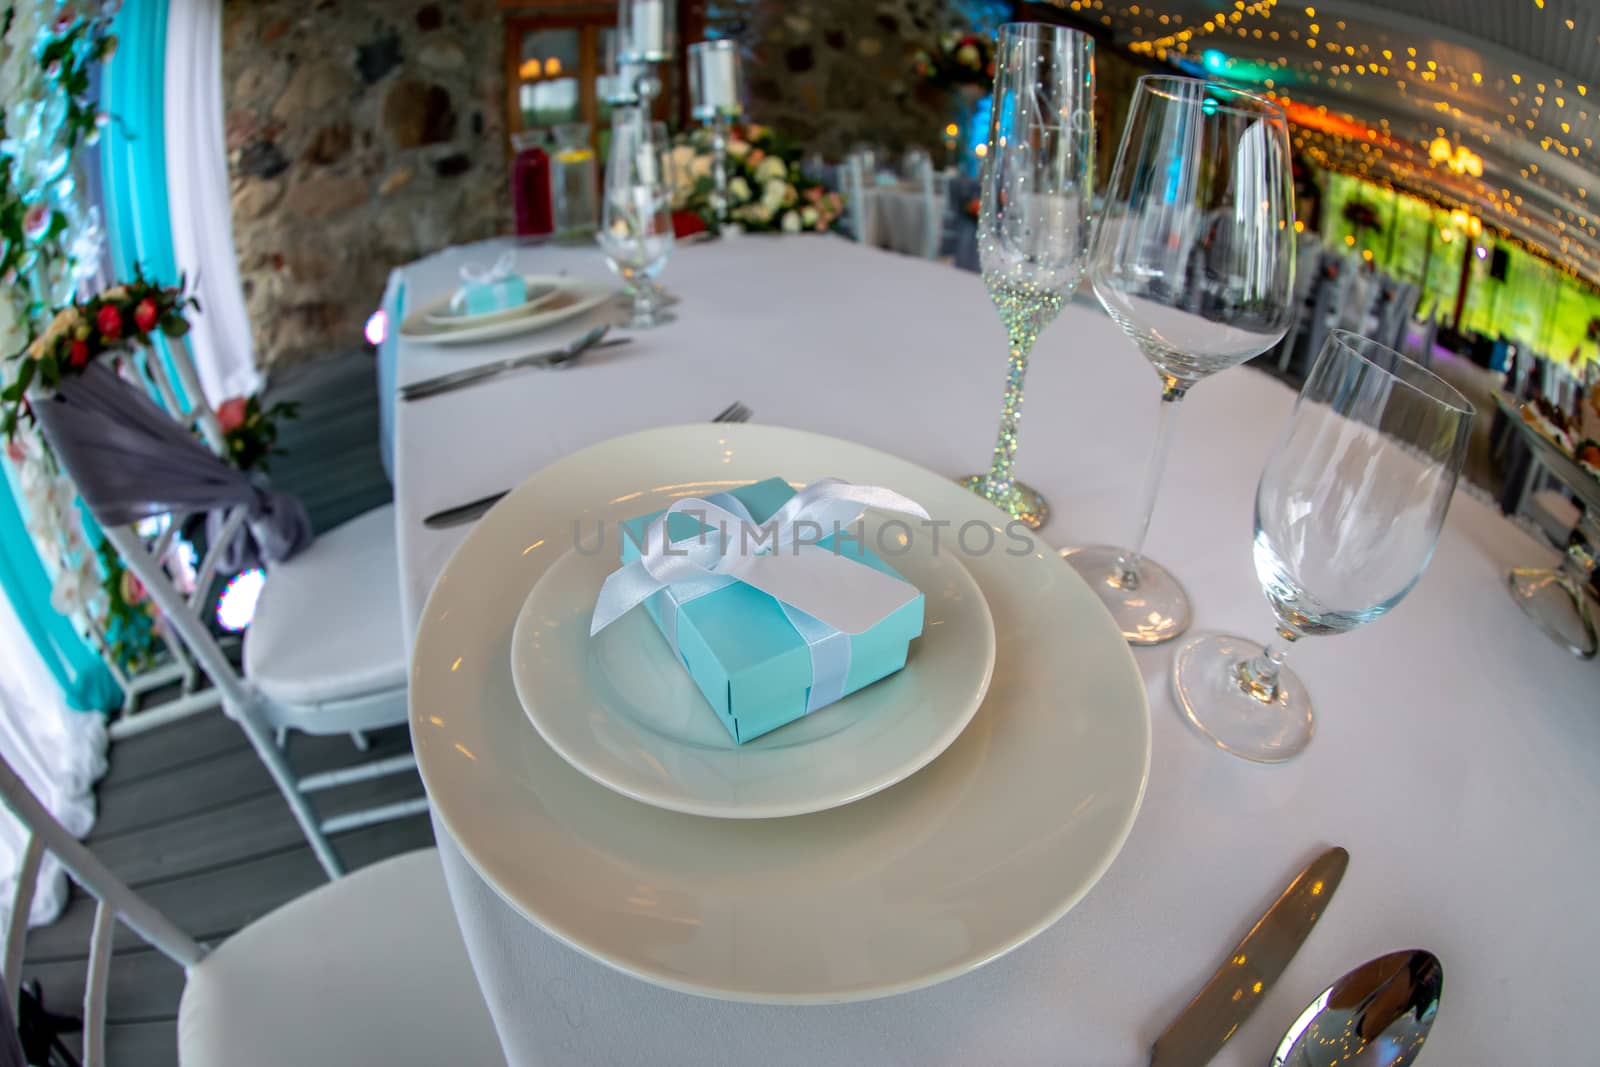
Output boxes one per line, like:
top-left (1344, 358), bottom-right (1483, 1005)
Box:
top-left (244, 504), bottom-right (407, 707)
top-left (178, 848), bottom-right (505, 1067)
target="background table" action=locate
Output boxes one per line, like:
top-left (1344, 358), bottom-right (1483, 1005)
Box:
top-left (388, 235), bottom-right (1596, 1065)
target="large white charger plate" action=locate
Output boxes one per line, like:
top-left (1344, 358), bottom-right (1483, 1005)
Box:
top-left (399, 276), bottom-right (612, 345)
top-left (508, 515), bottom-right (996, 819)
top-left (411, 424), bottom-right (1151, 1003)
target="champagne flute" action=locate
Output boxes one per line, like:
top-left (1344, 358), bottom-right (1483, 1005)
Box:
top-left (1062, 76), bottom-right (1295, 643)
top-left (597, 110), bottom-right (675, 329)
top-left (957, 22), bottom-right (1095, 530)
top-left (1172, 330), bottom-right (1474, 762)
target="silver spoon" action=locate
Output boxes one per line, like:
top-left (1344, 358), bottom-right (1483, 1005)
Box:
top-left (1271, 950), bottom-right (1441, 1066)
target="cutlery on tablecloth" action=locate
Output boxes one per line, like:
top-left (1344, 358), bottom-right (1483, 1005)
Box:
top-left (400, 325), bottom-right (627, 401)
top-left (1269, 949), bottom-right (1440, 1066)
top-left (422, 401), bottom-right (753, 529)
top-left (1149, 846), bottom-right (1349, 1067)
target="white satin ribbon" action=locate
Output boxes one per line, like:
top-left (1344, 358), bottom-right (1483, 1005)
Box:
top-left (458, 250), bottom-right (517, 286)
top-left (591, 479), bottom-right (929, 715)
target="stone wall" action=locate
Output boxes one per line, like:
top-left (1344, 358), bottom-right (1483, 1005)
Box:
top-left (712, 0), bottom-right (963, 162)
top-left (222, 0), bottom-right (510, 369)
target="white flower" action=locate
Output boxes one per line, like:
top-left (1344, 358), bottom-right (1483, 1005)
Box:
top-left (51, 556), bottom-right (96, 616)
top-left (727, 138), bottom-right (750, 159)
top-left (689, 154), bottom-right (713, 181)
top-left (801, 206), bottom-right (819, 227)
top-left (728, 176), bottom-right (752, 203)
top-left (781, 210), bottom-right (801, 233)
top-left (755, 156), bottom-right (786, 183)
top-left (752, 201), bottom-right (774, 224)
top-left (761, 179), bottom-right (788, 210)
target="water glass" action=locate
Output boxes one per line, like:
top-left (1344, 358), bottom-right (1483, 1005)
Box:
top-left (598, 111), bottom-right (674, 329)
top-left (1171, 330), bottom-right (1474, 762)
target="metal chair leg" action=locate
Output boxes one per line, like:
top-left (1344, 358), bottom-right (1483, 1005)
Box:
top-left (229, 702), bottom-right (344, 879)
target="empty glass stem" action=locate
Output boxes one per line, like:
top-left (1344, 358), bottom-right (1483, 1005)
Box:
top-left (1237, 626), bottom-right (1301, 703)
top-left (1115, 376), bottom-right (1188, 588)
top-left (709, 114), bottom-right (730, 225)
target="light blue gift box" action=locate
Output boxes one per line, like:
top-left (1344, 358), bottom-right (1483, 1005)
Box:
top-left (619, 478), bottom-right (925, 744)
top-left (453, 275), bottom-right (526, 317)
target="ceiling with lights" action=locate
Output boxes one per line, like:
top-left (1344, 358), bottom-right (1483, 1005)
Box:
top-left (1045, 0), bottom-right (1600, 285)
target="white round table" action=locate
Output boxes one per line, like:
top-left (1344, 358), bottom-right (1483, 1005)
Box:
top-left (385, 235), bottom-right (1596, 1066)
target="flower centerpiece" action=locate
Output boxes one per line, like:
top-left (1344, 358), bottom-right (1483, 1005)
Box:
top-left (669, 123), bottom-right (845, 236)
top-left (910, 31), bottom-right (996, 92)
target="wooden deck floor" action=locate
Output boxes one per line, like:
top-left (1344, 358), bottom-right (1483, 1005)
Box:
top-left (19, 349), bottom-right (427, 1063)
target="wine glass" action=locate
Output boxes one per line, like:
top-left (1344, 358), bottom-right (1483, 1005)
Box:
top-left (957, 22), bottom-right (1095, 530)
top-left (597, 111), bottom-right (675, 329)
top-left (1172, 330), bottom-right (1474, 762)
top-left (1062, 75), bottom-right (1295, 642)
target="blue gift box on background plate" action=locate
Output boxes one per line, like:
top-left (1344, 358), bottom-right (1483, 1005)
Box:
top-left (451, 274), bottom-right (528, 317)
top-left (617, 478), bottom-right (925, 743)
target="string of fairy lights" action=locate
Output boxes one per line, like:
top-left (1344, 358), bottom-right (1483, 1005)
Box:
top-left (1045, 0), bottom-right (1600, 285)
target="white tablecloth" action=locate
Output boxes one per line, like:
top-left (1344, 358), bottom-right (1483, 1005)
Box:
top-left (389, 235), bottom-right (1597, 1066)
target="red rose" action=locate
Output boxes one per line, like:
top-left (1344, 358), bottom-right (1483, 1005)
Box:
top-left (217, 397), bottom-right (248, 433)
top-left (69, 339), bottom-right (89, 367)
top-left (133, 298), bottom-right (159, 333)
top-left (96, 304), bottom-right (122, 340)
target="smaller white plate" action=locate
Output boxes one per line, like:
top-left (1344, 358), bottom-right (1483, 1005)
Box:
top-left (424, 276), bottom-right (563, 328)
top-left (509, 516), bottom-right (996, 819)
top-left (400, 278), bottom-right (614, 346)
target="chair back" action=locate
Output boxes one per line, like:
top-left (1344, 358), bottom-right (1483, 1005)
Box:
top-left (0, 751), bottom-right (202, 1067)
top-left (844, 155), bottom-right (872, 244)
top-left (130, 336), bottom-right (228, 458)
top-left (913, 157), bottom-right (941, 261)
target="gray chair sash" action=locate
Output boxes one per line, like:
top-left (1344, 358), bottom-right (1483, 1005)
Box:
top-left (33, 363), bottom-right (311, 571)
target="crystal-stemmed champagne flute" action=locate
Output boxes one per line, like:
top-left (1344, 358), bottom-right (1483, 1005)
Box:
top-left (1172, 330), bottom-right (1474, 762)
top-left (957, 22), bottom-right (1095, 530)
top-left (1062, 75), bottom-right (1295, 643)
top-left (597, 111), bottom-right (675, 329)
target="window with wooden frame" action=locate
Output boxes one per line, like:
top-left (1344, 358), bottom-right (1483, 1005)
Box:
top-left (501, 2), bottom-right (685, 152)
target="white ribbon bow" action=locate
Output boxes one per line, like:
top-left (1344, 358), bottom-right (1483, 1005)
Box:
top-left (590, 478), bottom-right (930, 639)
top-left (457, 250), bottom-right (518, 286)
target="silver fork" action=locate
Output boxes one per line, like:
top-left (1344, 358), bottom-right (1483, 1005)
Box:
top-left (422, 401), bottom-right (755, 529)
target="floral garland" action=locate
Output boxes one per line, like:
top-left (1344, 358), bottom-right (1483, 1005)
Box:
top-left (0, 1), bottom-right (124, 680)
top-left (911, 32), bottom-right (995, 91)
top-left (669, 123), bottom-right (845, 235)
top-left (2, 274), bottom-right (195, 437)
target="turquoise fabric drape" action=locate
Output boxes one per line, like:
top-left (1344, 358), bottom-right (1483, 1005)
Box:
top-left (0, 468), bottom-right (121, 711)
top-left (100, 0), bottom-right (190, 411)
top-left (0, 4), bottom-right (190, 711)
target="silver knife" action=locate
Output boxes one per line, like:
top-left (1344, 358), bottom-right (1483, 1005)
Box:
top-left (400, 328), bottom-right (629, 401)
top-left (1150, 846), bottom-right (1349, 1067)
top-left (423, 489), bottom-right (509, 530)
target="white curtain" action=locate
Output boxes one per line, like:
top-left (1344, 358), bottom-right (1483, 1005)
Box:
top-left (0, 588), bottom-right (107, 934)
top-left (164, 0), bottom-right (260, 406)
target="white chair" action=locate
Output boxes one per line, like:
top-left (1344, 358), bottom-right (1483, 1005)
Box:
top-left (0, 752), bottom-right (503, 1067)
top-left (844, 154), bottom-right (873, 245)
top-left (54, 345), bottom-right (418, 880)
